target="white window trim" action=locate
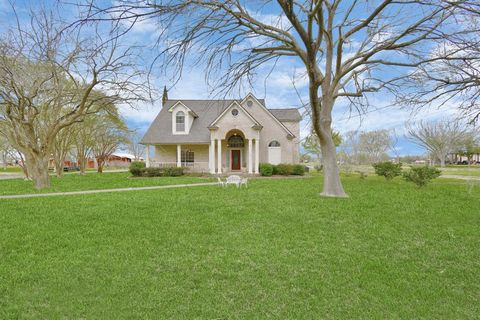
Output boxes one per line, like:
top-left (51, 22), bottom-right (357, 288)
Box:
top-left (172, 109), bottom-right (190, 135)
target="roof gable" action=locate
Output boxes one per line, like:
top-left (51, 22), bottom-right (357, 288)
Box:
top-left (241, 93), bottom-right (296, 137)
top-left (209, 101), bottom-right (259, 127)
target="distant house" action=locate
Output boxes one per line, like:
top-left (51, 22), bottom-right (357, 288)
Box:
top-left (451, 153), bottom-right (480, 165)
top-left (140, 93), bottom-right (301, 174)
top-left (48, 153), bottom-right (142, 171)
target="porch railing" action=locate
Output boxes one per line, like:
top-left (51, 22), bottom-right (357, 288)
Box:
top-left (149, 161), bottom-right (210, 172)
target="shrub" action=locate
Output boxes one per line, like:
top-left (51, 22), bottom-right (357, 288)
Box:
top-left (259, 163), bottom-right (273, 176)
top-left (131, 166), bottom-right (184, 177)
top-left (162, 167), bottom-right (184, 177)
top-left (314, 164), bottom-right (323, 172)
top-left (272, 164), bottom-right (279, 175)
top-left (129, 161), bottom-right (146, 176)
top-left (143, 167), bottom-right (162, 177)
top-left (292, 164), bottom-right (305, 176)
top-left (372, 162), bottom-right (402, 180)
top-left (276, 163), bottom-right (293, 175)
top-left (403, 166), bottom-right (441, 188)
top-left (356, 171), bottom-right (368, 180)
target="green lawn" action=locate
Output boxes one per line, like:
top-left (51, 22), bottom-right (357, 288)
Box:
top-left (0, 176), bottom-right (479, 318)
top-left (0, 172), bottom-right (212, 196)
top-left (440, 166), bottom-right (480, 177)
top-left (0, 166), bottom-right (23, 173)
top-left (336, 164), bottom-right (480, 177)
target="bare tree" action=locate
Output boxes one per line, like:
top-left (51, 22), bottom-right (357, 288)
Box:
top-left (358, 130), bottom-right (393, 164)
top-left (52, 127), bottom-right (76, 178)
top-left (0, 7), bottom-right (147, 189)
top-left (81, 0), bottom-right (458, 197)
top-left (91, 111), bottom-right (130, 173)
top-left (407, 120), bottom-right (467, 167)
top-left (399, 2), bottom-right (480, 123)
top-left (73, 121), bottom-right (95, 176)
top-left (340, 130), bottom-right (392, 165)
top-left (456, 129), bottom-right (480, 165)
top-left (128, 130), bottom-right (145, 161)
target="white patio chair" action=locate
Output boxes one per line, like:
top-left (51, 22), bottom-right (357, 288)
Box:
top-left (217, 177), bottom-right (225, 187)
top-left (225, 175), bottom-right (241, 188)
top-left (240, 178), bottom-right (248, 188)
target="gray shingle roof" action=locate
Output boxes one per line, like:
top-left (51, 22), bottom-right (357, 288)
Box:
top-left (269, 108), bottom-right (303, 122)
top-left (141, 99), bottom-right (301, 144)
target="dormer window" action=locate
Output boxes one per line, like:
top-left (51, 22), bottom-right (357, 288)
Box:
top-left (176, 111), bottom-right (185, 132)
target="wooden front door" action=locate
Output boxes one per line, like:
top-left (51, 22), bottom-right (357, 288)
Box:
top-left (231, 150), bottom-right (241, 171)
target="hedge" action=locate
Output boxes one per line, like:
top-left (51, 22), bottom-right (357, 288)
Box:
top-left (259, 163), bottom-right (273, 176)
top-left (130, 166), bottom-right (184, 177)
top-left (259, 163), bottom-right (305, 176)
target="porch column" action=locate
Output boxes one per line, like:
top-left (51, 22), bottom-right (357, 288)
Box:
top-left (177, 144), bottom-right (181, 167)
top-left (248, 139), bottom-right (253, 174)
top-left (210, 139), bottom-right (215, 174)
top-left (254, 139), bottom-right (259, 174)
top-left (145, 145), bottom-right (150, 168)
top-left (217, 139), bottom-right (222, 174)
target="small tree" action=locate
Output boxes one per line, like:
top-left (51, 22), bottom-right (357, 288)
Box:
top-left (91, 110), bottom-right (129, 173)
top-left (456, 131), bottom-right (480, 165)
top-left (407, 120), bottom-right (466, 167)
top-left (302, 130), bottom-right (341, 162)
top-left (403, 166), bottom-right (441, 188)
top-left (128, 130), bottom-right (145, 161)
top-left (52, 127), bottom-right (76, 178)
top-left (372, 162), bottom-right (402, 180)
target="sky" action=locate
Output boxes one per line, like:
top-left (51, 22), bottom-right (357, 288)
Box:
top-left (0, 0), bottom-right (467, 156)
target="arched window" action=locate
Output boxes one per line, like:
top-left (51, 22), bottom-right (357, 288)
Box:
top-left (176, 111), bottom-right (185, 132)
top-left (228, 135), bottom-right (244, 148)
top-left (268, 141), bottom-right (281, 147)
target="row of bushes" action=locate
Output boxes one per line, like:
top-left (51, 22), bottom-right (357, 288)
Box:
top-left (372, 162), bottom-right (441, 187)
top-left (130, 161), bottom-right (184, 177)
top-left (259, 163), bottom-right (305, 176)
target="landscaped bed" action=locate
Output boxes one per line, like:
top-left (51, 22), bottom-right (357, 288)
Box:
top-left (0, 176), bottom-right (479, 318)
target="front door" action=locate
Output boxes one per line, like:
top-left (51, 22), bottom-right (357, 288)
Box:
top-left (231, 150), bottom-right (241, 171)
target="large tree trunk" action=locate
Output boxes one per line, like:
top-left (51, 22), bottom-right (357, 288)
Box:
top-left (25, 153), bottom-right (50, 189)
top-left (309, 75), bottom-right (348, 197)
top-left (318, 127), bottom-right (347, 198)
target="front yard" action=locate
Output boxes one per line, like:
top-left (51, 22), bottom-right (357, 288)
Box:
top-left (0, 172), bottom-right (211, 196)
top-left (0, 174), bottom-right (479, 318)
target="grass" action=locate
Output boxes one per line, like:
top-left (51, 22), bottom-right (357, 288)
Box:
top-left (0, 175), bottom-right (479, 318)
top-left (0, 172), bottom-right (212, 196)
top-left (0, 166), bottom-right (23, 173)
top-left (439, 166), bottom-right (480, 177)
top-left (335, 164), bottom-right (480, 177)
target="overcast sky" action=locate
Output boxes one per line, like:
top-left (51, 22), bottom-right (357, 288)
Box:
top-left (0, 0), bottom-right (466, 156)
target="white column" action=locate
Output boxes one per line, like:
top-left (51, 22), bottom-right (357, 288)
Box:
top-left (248, 139), bottom-right (253, 174)
top-left (210, 139), bottom-right (215, 174)
top-left (177, 144), bottom-right (181, 167)
top-left (146, 145), bottom-right (150, 168)
top-left (217, 139), bottom-right (222, 174)
top-left (254, 139), bottom-right (259, 174)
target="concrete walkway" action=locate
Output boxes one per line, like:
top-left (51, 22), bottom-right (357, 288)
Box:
top-left (0, 182), bottom-right (218, 199)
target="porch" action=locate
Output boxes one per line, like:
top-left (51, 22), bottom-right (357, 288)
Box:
top-left (145, 130), bottom-right (260, 174)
